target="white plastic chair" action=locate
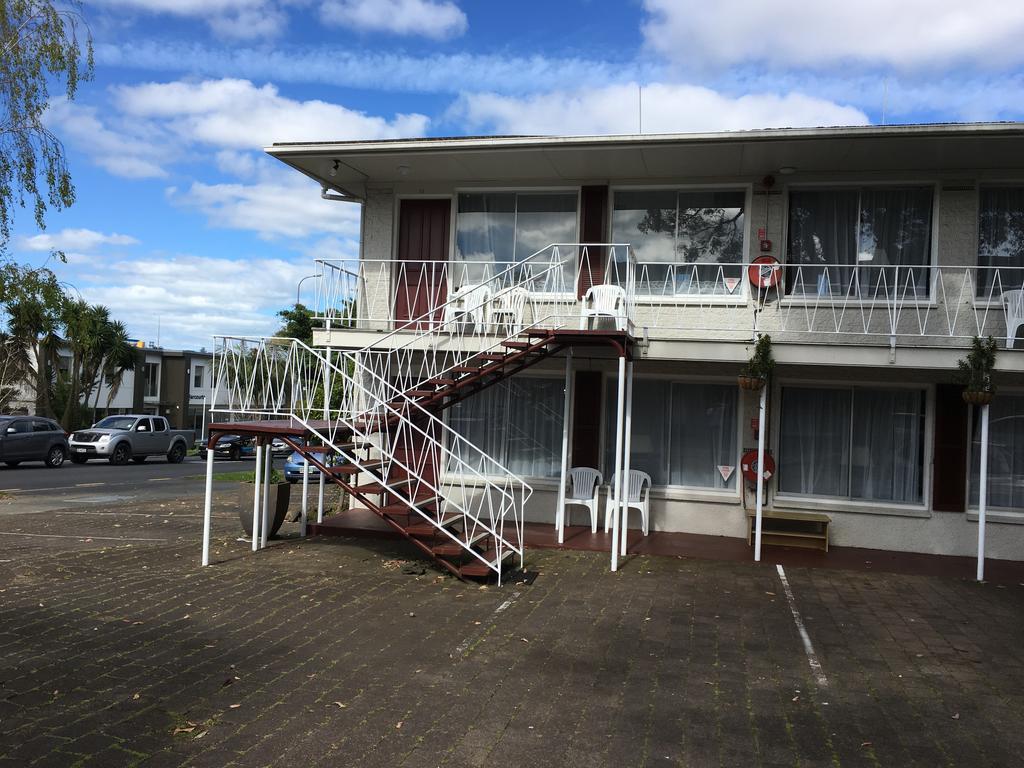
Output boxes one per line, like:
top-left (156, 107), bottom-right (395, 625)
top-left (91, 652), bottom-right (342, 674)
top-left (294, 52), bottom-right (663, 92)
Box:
top-left (1002, 289), bottom-right (1024, 349)
top-left (604, 470), bottom-right (651, 536)
top-left (443, 284), bottom-right (492, 333)
top-left (490, 287), bottom-right (529, 336)
top-left (581, 284), bottom-right (627, 331)
top-left (559, 467), bottom-right (602, 533)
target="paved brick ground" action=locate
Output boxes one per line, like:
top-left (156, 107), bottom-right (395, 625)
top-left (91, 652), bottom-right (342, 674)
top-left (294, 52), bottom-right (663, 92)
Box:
top-left (1, 493), bottom-right (1023, 767)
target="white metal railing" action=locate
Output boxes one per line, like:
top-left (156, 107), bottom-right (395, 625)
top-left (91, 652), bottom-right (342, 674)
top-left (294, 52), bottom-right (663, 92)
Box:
top-left (211, 335), bottom-right (531, 579)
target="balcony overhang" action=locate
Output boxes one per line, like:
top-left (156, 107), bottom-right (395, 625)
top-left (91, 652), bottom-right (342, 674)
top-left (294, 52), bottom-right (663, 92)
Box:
top-left (266, 122), bottom-right (1024, 200)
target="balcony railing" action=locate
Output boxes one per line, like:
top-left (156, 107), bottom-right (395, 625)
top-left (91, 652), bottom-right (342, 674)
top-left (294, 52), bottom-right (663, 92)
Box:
top-left (312, 256), bottom-right (1024, 348)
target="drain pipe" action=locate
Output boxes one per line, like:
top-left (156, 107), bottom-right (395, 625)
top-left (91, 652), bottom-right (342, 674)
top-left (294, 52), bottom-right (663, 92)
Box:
top-left (321, 186), bottom-right (362, 203)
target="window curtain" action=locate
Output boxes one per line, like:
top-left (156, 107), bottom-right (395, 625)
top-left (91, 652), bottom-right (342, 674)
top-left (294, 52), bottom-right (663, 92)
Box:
top-left (670, 382), bottom-right (737, 488)
top-left (849, 389), bottom-right (924, 503)
top-left (787, 188), bottom-right (932, 298)
top-left (978, 187), bottom-right (1024, 296)
top-left (970, 393), bottom-right (1024, 510)
top-left (778, 387), bottom-right (852, 497)
top-left (603, 379), bottom-right (737, 489)
top-left (446, 377), bottom-right (563, 478)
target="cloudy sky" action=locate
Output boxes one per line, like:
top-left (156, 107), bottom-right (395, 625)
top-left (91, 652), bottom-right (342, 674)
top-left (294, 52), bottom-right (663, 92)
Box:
top-left (11, 0), bottom-right (1024, 348)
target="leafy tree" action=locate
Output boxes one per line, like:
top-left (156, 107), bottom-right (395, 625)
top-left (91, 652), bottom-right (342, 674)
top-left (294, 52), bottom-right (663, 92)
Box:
top-left (0, 331), bottom-right (30, 411)
top-left (91, 319), bottom-right (135, 423)
top-left (1, 0), bottom-right (93, 261)
top-left (276, 303), bottom-right (315, 346)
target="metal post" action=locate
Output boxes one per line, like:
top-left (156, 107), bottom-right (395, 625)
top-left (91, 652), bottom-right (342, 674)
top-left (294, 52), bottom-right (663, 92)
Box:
top-left (620, 360), bottom-right (634, 558)
top-left (977, 403), bottom-right (990, 582)
top-left (300, 453), bottom-right (310, 537)
top-left (260, 444), bottom-right (271, 549)
top-left (754, 384), bottom-right (767, 562)
top-left (201, 448), bottom-right (214, 566)
top-left (611, 356), bottom-right (626, 572)
top-left (556, 352), bottom-right (573, 543)
top-left (200, 395), bottom-right (207, 444)
top-left (251, 441), bottom-right (262, 552)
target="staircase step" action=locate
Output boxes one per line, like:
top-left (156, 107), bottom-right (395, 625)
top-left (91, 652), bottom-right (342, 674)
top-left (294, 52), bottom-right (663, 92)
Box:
top-left (430, 529), bottom-right (490, 556)
top-left (408, 389), bottom-right (441, 398)
top-left (357, 478), bottom-right (415, 495)
top-left (459, 548), bottom-right (514, 578)
top-left (329, 461), bottom-right (384, 476)
top-left (477, 353), bottom-right (509, 362)
top-left (431, 377), bottom-right (457, 387)
top-left (380, 496), bottom-right (438, 516)
top-left (452, 365), bottom-right (487, 374)
top-left (405, 518), bottom-right (461, 537)
top-left (502, 341), bottom-right (532, 350)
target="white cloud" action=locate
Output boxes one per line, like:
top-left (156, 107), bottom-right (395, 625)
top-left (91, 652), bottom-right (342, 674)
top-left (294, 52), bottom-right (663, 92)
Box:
top-left (112, 78), bottom-right (429, 149)
top-left (74, 254), bottom-right (313, 348)
top-left (168, 174), bottom-right (363, 240)
top-left (91, 0), bottom-right (287, 40)
top-left (19, 228), bottom-right (140, 252)
top-left (321, 0), bottom-right (466, 39)
top-left (453, 82), bottom-right (869, 136)
top-left (642, 0), bottom-right (1024, 71)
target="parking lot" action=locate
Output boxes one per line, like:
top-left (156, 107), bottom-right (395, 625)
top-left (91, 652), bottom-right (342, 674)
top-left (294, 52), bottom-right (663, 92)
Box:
top-left (1, 478), bottom-right (1024, 767)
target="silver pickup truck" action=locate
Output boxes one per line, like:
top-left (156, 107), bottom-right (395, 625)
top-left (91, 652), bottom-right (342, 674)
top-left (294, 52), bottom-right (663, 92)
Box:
top-left (68, 415), bottom-right (194, 465)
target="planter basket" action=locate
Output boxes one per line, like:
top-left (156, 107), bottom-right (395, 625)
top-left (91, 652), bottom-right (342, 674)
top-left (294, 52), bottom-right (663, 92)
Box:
top-left (238, 482), bottom-right (292, 539)
top-left (962, 389), bottom-right (994, 406)
top-left (738, 375), bottom-right (767, 391)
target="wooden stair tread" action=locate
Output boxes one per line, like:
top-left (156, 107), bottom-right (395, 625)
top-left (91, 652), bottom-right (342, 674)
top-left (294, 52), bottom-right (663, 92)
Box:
top-left (502, 341), bottom-right (532, 350)
top-left (458, 549), bottom-right (513, 577)
top-left (329, 461), bottom-right (384, 476)
top-left (357, 478), bottom-right (415, 494)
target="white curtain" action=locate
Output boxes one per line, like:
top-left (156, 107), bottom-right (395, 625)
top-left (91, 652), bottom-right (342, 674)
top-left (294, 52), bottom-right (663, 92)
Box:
top-left (446, 377), bottom-right (563, 478)
top-left (970, 393), bottom-right (1024, 510)
top-left (850, 389), bottom-right (924, 503)
top-left (604, 379), bottom-right (737, 489)
top-left (778, 387), bottom-right (852, 497)
top-left (977, 186), bottom-right (1024, 295)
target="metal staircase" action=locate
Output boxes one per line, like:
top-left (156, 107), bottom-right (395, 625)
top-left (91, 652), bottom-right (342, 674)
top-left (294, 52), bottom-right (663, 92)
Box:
top-left (210, 244), bottom-right (634, 580)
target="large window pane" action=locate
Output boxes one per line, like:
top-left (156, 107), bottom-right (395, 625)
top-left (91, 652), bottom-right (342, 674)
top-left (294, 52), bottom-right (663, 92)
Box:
top-left (611, 189), bottom-right (746, 296)
top-left (455, 192), bottom-right (577, 289)
top-left (850, 389), bottom-right (925, 503)
top-left (670, 382), bottom-right (737, 489)
top-left (978, 186), bottom-right (1024, 296)
top-left (779, 387), bottom-right (852, 497)
top-left (970, 393), bottom-right (1024, 510)
top-left (604, 379), bottom-right (737, 489)
top-left (447, 377), bottom-right (563, 478)
top-left (787, 187), bottom-right (933, 298)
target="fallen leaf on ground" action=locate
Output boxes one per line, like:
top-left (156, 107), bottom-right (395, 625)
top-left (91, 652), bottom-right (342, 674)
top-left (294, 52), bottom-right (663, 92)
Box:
top-left (173, 727), bottom-right (195, 735)
top-left (229, 704), bottom-right (241, 709)
top-left (132, 693), bottom-right (140, 700)
top-left (952, 713), bottom-right (960, 720)
top-left (333, 702), bottom-right (346, 708)
top-left (396, 722), bottom-right (403, 729)
top-left (860, 742), bottom-right (873, 748)
top-left (194, 731), bottom-right (207, 740)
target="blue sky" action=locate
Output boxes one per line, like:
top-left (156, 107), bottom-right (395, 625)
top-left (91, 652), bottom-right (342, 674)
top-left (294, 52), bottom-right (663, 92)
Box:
top-left (11, 0), bottom-right (1024, 348)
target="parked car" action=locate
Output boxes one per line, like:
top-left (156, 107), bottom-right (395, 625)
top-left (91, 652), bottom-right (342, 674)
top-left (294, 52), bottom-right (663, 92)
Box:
top-left (68, 415), bottom-right (194, 465)
top-left (284, 448), bottom-right (342, 483)
top-left (0, 415), bottom-right (69, 468)
top-left (208, 434), bottom-right (257, 461)
top-left (270, 437), bottom-right (293, 457)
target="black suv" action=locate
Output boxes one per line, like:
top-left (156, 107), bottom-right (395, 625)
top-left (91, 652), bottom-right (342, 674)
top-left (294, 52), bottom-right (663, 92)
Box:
top-left (0, 416), bottom-right (70, 468)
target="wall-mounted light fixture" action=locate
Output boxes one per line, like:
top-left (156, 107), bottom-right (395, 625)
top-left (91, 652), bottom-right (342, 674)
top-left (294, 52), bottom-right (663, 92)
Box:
top-left (328, 159), bottom-right (340, 177)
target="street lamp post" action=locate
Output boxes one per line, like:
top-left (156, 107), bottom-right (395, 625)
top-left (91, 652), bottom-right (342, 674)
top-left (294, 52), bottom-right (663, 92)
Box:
top-left (296, 274), bottom-right (317, 307)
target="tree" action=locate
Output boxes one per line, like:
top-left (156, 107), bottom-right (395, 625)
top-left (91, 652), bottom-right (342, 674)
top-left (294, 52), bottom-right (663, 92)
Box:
top-left (276, 303), bottom-right (315, 346)
top-left (1, 0), bottom-right (93, 261)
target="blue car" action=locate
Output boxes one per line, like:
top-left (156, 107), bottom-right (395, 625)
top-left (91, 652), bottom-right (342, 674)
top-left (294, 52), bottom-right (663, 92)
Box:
top-left (284, 448), bottom-right (342, 483)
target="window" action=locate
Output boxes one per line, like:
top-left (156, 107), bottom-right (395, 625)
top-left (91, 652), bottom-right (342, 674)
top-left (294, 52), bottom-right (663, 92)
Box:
top-left (32, 420), bottom-right (54, 433)
top-left (611, 189), bottom-right (746, 296)
top-left (447, 377), bottom-right (563, 478)
top-left (454, 192), bottom-right (578, 288)
top-left (9, 419), bottom-right (31, 434)
top-left (603, 379), bottom-right (738, 489)
top-left (143, 363), bottom-right (159, 398)
top-left (778, 385), bottom-right (926, 504)
top-left (977, 186), bottom-right (1024, 296)
top-left (969, 393), bottom-right (1024, 511)
top-left (193, 364), bottom-right (204, 388)
top-left (786, 186), bottom-right (933, 298)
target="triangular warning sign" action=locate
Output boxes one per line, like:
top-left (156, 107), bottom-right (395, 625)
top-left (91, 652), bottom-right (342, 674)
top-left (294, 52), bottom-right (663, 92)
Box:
top-left (724, 277), bottom-right (740, 293)
top-left (717, 465), bottom-right (735, 482)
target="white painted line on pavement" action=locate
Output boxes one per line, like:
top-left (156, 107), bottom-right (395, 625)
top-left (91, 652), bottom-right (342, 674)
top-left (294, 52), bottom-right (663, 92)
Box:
top-left (0, 531), bottom-right (166, 542)
top-left (452, 590), bottom-right (521, 658)
top-left (776, 564), bottom-right (828, 687)
top-left (75, 482), bottom-right (104, 487)
top-left (146, 477), bottom-right (172, 482)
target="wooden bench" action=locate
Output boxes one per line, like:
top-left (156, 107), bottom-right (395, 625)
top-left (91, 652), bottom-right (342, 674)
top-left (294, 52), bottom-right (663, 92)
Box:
top-left (746, 510), bottom-right (831, 552)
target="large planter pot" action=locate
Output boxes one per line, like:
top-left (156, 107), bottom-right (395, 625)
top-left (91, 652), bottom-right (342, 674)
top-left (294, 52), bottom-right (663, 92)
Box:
top-left (738, 375), bottom-right (766, 391)
top-left (238, 482), bottom-right (291, 539)
top-left (962, 389), bottom-right (994, 406)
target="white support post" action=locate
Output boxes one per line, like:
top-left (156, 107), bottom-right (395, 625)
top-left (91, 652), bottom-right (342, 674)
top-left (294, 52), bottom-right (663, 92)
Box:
top-left (201, 448), bottom-right (214, 566)
top-left (754, 384), bottom-right (768, 563)
top-left (260, 444), bottom-right (272, 549)
top-left (611, 355), bottom-right (626, 572)
top-left (620, 360), bottom-right (634, 558)
top-left (977, 403), bottom-right (990, 582)
top-left (556, 352), bottom-right (573, 544)
top-left (300, 454), bottom-right (310, 537)
top-left (317, 470), bottom-right (326, 524)
top-left (251, 442), bottom-right (263, 552)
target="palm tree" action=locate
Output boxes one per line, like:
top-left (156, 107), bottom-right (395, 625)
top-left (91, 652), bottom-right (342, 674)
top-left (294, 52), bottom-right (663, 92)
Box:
top-left (60, 301), bottom-right (124, 430)
top-left (92, 320), bottom-right (136, 422)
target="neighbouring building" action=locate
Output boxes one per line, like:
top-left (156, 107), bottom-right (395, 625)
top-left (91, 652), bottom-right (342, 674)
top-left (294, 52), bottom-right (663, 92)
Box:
top-left (237, 123), bottom-right (1024, 565)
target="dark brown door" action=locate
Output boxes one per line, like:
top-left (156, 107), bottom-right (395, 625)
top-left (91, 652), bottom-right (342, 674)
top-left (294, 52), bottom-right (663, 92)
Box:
top-left (933, 383), bottom-right (969, 512)
top-left (571, 371), bottom-right (603, 469)
top-left (395, 199), bottom-right (451, 327)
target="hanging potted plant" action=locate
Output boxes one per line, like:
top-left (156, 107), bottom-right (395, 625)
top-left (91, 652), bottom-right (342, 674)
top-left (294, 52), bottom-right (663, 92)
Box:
top-left (956, 335), bottom-right (997, 405)
top-left (738, 333), bottom-right (774, 391)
